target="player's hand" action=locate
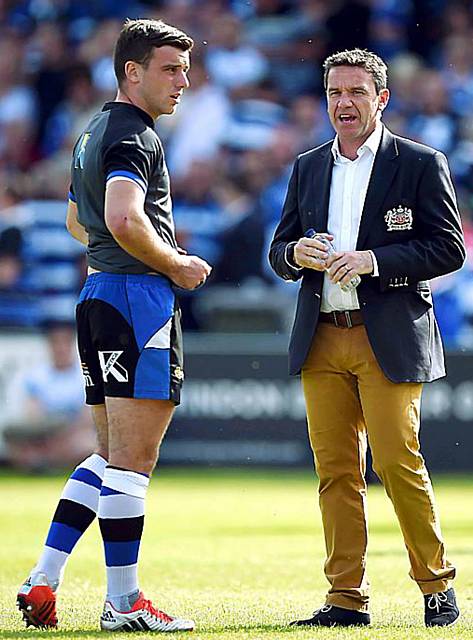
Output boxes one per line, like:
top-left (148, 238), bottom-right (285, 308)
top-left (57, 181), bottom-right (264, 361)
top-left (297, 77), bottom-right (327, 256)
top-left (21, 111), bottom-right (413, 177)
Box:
top-left (326, 250), bottom-right (373, 286)
top-left (171, 254), bottom-right (212, 290)
top-left (293, 234), bottom-right (333, 271)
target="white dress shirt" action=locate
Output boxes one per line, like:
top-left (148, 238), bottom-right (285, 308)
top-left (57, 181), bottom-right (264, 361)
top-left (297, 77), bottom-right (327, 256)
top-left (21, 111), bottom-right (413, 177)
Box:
top-left (321, 121), bottom-right (382, 312)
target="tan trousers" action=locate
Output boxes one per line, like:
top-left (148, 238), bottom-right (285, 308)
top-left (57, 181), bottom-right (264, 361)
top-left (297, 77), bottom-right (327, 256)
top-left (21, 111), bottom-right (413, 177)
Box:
top-left (301, 323), bottom-right (455, 612)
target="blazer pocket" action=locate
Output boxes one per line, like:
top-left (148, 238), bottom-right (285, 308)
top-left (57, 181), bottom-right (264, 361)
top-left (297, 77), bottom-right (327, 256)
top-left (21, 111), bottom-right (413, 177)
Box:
top-left (414, 288), bottom-right (433, 309)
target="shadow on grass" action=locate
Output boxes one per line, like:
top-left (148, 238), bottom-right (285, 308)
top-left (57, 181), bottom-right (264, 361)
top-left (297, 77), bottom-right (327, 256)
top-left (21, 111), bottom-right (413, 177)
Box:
top-left (1, 621), bottom-right (352, 638)
top-left (0, 627), bottom-right (295, 639)
top-left (0, 621), bottom-right (427, 639)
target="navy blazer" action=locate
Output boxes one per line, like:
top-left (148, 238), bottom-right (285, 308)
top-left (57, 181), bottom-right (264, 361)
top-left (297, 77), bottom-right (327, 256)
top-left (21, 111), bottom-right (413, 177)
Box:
top-left (269, 127), bottom-right (466, 382)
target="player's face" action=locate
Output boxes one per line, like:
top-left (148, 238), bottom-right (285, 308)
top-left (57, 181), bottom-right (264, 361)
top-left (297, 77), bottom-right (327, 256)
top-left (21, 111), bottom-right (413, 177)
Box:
top-left (326, 66), bottom-right (389, 151)
top-left (139, 45), bottom-right (190, 118)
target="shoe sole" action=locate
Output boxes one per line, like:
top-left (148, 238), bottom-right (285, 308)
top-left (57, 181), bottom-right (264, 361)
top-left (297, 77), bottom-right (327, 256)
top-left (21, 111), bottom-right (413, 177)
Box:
top-left (290, 619), bottom-right (370, 627)
top-left (426, 611), bottom-right (460, 628)
top-left (17, 594), bottom-right (58, 629)
top-left (102, 625), bottom-right (194, 632)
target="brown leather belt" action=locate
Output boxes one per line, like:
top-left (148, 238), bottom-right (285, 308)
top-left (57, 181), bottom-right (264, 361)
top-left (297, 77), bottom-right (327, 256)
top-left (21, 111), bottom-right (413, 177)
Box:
top-left (319, 310), bottom-right (364, 328)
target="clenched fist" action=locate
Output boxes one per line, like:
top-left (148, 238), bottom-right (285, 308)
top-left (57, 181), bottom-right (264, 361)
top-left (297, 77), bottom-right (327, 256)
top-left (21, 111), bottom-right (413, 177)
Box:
top-left (170, 255), bottom-right (212, 290)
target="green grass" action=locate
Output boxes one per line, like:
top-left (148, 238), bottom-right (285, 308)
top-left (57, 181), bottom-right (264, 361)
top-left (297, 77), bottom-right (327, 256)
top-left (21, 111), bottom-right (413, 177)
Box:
top-left (0, 469), bottom-right (472, 639)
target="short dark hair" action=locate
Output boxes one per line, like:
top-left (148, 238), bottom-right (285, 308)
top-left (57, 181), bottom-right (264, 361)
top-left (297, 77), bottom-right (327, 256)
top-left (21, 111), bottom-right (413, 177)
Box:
top-left (323, 49), bottom-right (388, 94)
top-left (114, 19), bottom-right (193, 86)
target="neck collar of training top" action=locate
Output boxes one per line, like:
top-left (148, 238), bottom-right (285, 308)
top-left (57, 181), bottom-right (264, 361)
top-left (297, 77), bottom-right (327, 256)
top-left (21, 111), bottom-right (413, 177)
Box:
top-left (102, 101), bottom-right (155, 128)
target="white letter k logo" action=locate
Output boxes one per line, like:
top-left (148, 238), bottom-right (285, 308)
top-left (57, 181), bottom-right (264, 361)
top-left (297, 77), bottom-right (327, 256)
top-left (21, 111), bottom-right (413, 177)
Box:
top-left (98, 350), bottom-right (129, 382)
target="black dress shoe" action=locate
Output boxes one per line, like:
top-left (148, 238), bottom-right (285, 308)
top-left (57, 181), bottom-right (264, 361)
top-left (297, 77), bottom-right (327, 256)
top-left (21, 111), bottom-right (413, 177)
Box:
top-left (290, 604), bottom-right (370, 627)
top-left (424, 588), bottom-right (459, 627)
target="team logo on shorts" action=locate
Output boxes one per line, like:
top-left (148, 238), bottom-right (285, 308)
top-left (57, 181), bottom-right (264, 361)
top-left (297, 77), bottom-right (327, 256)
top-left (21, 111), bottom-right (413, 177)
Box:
top-left (98, 350), bottom-right (129, 383)
top-left (81, 362), bottom-right (94, 387)
top-left (172, 365), bottom-right (185, 382)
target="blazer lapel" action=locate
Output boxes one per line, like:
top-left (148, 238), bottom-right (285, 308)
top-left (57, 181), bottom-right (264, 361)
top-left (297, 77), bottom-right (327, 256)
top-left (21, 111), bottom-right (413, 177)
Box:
top-left (311, 144), bottom-right (333, 232)
top-left (356, 127), bottom-right (399, 249)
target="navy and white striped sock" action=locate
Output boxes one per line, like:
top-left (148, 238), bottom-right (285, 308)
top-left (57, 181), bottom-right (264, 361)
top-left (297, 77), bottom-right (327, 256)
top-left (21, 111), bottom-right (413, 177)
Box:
top-left (32, 453), bottom-right (107, 588)
top-left (98, 466), bottom-right (149, 610)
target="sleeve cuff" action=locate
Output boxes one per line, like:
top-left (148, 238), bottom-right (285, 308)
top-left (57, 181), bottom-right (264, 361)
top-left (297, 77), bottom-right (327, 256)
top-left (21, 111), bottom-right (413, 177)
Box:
top-left (284, 242), bottom-right (303, 271)
top-left (369, 250), bottom-right (379, 277)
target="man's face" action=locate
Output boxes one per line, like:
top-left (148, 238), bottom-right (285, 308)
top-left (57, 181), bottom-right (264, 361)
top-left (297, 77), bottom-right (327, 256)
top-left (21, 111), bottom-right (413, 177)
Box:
top-left (326, 65), bottom-right (389, 148)
top-left (135, 45), bottom-right (190, 118)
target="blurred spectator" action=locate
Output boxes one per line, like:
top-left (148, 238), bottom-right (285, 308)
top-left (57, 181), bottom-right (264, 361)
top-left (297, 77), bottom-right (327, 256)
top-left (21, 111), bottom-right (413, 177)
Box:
top-left (0, 194), bottom-right (85, 328)
top-left (206, 13), bottom-right (269, 89)
top-left (369, 13), bottom-right (408, 62)
top-left (3, 321), bottom-right (95, 471)
top-left (0, 0), bottom-right (469, 341)
top-left (384, 52), bottom-right (423, 117)
top-left (450, 116), bottom-right (473, 189)
top-left (212, 178), bottom-right (262, 285)
top-left (21, 200), bottom-right (86, 324)
top-left (42, 64), bottom-right (101, 157)
top-left (0, 225), bottom-right (22, 287)
top-left (0, 36), bottom-right (36, 128)
top-left (162, 59), bottom-right (231, 177)
top-left (327, 0), bottom-right (371, 53)
top-left (0, 35), bottom-right (37, 172)
top-left (0, 182), bottom-right (35, 326)
top-left (268, 29), bottom-right (326, 97)
top-left (441, 34), bottom-right (473, 118)
top-left (224, 80), bottom-right (286, 150)
top-left (28, 22), bottom-right (69, 151)
top-left (0, 183), bottom-right (30, 282)
top-left (78, 18), bottom-right (121, 98)
top-left (173, 159), bottom-right (226, 265)
top-left (288, 94), bottom-right (332, 152)
top-left (408, 69), bottom-right (458, 154)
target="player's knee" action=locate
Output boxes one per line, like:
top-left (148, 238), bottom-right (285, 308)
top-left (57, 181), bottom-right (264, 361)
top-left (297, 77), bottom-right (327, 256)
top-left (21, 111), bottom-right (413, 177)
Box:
top-left (110, 445), bottom-right (159, 475)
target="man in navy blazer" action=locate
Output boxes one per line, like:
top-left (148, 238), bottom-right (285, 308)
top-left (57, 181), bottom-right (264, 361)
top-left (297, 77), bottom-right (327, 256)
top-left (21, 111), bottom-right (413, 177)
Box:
top-left (269, 49), bottom-right (465, 628)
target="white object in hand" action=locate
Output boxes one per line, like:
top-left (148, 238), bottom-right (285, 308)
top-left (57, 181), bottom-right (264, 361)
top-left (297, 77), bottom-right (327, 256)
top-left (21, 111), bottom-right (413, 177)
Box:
top-left (313, 233), bottom-right (361, 292)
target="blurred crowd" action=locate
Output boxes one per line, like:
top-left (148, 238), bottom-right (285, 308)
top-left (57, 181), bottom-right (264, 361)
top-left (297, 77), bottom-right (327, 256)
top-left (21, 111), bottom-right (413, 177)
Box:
top-left (1, 0), bottom-right (473, 347)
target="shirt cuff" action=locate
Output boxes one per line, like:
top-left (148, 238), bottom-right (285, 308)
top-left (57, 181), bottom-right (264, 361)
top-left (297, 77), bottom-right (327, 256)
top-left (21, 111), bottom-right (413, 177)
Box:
top-left (284, 242), bottom-right (303, 271)
top-left (369, 250), bottom-right (379, 277)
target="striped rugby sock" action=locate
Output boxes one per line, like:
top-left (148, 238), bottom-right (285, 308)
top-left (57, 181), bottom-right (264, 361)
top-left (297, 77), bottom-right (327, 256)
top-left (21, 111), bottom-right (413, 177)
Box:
top-left (32, 453), bottom-right (107, 588)
top-left (98, 466), bottom-right (149, 610)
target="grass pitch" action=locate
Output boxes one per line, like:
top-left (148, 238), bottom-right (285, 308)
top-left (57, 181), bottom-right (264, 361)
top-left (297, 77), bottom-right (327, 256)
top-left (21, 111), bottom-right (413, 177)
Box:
top-left (0, 469), bottom-right (472, 639)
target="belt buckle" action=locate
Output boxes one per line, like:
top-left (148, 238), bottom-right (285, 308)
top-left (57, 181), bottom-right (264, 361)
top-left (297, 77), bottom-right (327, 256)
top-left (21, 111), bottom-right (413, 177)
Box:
top-left (344, 311), bottom-right (353, 329)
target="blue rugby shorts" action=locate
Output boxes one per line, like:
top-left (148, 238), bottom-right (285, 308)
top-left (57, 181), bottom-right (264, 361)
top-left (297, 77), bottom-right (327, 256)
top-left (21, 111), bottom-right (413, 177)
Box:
top-left (76, 272), bottom-right (184, 405)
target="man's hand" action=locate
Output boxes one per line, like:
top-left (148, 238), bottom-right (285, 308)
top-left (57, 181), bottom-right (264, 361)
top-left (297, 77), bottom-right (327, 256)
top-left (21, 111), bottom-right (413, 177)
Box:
top-left (326, 250), bottom-right (373, 287)
top-left (170, 254), bottom-right (212, 290)
top-left (293, 234), bottom-right (334, 271)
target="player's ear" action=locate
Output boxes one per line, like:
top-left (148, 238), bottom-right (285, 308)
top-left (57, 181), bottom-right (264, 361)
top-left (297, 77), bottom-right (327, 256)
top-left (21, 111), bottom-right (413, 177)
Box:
top-left (124, 60), bottom-right (142, 85)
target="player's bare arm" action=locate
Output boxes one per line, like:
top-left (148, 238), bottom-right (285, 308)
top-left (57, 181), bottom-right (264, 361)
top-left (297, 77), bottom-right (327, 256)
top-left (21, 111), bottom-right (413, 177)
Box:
top-left (104, 180), bottom-right (212, 289)
top-left (65, 201), bottom-right (88, 246)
